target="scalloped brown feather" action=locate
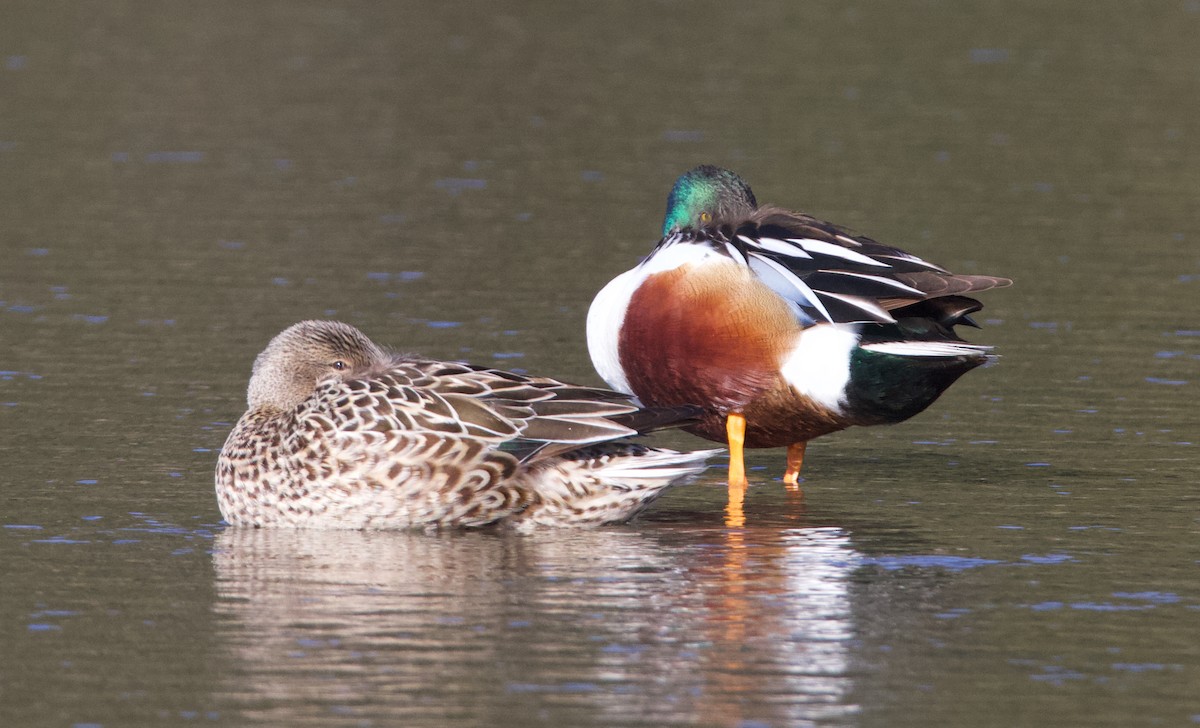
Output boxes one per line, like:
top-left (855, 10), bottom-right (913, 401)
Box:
top-left (217, 321), bottom-right (716, 530)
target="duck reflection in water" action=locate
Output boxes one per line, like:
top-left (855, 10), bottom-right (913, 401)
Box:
top-left (723, 467), bottom-right (807, 528)
top-left (211, 520), bottom-right (863, 726)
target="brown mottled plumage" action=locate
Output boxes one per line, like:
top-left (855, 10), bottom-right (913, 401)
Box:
top-left (216, 321), bottom-right (718, 530)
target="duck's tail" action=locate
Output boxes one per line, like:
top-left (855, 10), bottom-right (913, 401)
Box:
top-left (845, 337), bottom-right (993, 426)
top-left (510, 445), bottom-right (720, 531)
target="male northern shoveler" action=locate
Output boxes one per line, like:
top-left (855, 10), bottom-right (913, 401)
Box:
top-left (587, 165), bottom-right (1011, 487)
top-left (216, 320), bottom-right (717, 530)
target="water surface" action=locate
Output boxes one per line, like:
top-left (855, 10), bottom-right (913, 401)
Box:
top-left (2, 3), bottom-right (1198, 727)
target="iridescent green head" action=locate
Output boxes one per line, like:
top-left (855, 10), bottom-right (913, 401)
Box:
top-left (661, 165), bottom-right (758, 236)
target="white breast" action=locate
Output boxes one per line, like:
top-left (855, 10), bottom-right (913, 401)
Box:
top-left (586, 242), bottom-right (727, 398)
top-left (586, 268), bottom-right (640, 395)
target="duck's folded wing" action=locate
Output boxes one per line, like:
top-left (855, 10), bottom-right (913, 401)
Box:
top-left (692, 207), bottom-right (1012, 327)
top-left (391, 360), bottom-right (709, 463)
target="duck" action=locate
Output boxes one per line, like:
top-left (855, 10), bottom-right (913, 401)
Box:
top-left (216, 320), bottom-right (718, 530)
top-left (587, 165), bottom-right (1011, 488)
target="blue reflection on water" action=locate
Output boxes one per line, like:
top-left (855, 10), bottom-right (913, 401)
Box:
top-left (861, 555), bottom-right (1001, 572)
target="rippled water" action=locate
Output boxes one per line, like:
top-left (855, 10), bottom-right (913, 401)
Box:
top-left (210, 524), bottom-right (862, 726)
top-left (2, 3), bottom-right (1199, 727)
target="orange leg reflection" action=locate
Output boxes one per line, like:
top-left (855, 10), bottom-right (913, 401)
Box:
top-left (724, 481), bottom-right (746, 528)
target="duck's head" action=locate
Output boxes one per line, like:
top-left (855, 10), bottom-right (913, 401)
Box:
top-left (246, 320), bottom-right (388, 412)
top-left (661, 165), bottom-right (758, 236)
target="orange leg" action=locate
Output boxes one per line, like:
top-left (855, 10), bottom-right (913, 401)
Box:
top-left (725, 412), bottom-right (748, 488)
top-left (782, 441), bottom-right (807, 488)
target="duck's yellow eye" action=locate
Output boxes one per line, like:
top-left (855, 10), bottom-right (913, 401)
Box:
top-left (700, 211), bottom-right (713, 225)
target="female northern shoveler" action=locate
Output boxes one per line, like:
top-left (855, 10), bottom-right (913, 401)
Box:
top-left (216, 321), bottom-right (717, 530)
top-left (587, 165), bottom-right (1011, 487)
